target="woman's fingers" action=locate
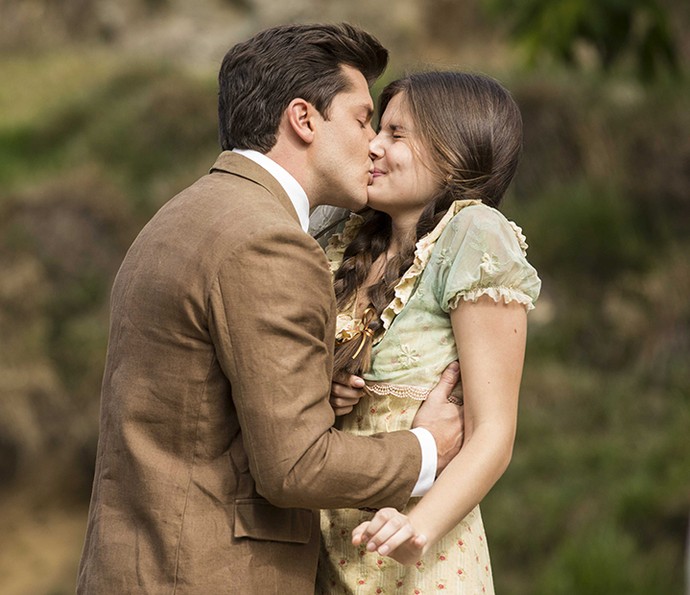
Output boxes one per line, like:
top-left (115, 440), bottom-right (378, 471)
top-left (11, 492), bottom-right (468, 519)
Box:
top-left (351, 521), bottom-right (371, 546)
top-left (351, 508), bottom-right (425, 556)
top-left (387, 539), bottom-right (428, 566)
top-left (329, 375), bottom-right (366, 416)
top-left (333, 372), bottom-right (366, 389)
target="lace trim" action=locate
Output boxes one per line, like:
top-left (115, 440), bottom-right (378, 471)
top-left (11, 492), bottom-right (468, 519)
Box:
top-left (380, 199), bottom-right (482, 330)
top-left (508, 220), bottom-right (529, 256)
top-left (365, 382), bottom-right (431, 401)
top-left (448, 286), bottom-right (535, 311)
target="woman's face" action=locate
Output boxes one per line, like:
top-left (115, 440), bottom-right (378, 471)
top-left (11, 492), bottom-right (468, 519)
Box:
top-left (367, 92), bottom-right (439, 224)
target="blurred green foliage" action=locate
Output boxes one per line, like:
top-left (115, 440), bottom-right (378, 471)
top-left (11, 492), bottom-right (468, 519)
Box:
top-left (485, 67), bottom-right (690, 593)
top-left (1, 17), bottom-right (689, 595)
top-left (0, 52), bottom-right (220, 502)
top-left (485, 0), bottom-right (680, 81)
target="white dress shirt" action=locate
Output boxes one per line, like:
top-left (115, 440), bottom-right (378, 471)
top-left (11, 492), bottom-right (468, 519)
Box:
top-left (231, 149), bottom-right (436, 496)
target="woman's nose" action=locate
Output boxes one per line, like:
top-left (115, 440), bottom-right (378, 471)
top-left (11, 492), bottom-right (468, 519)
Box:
top-left (369, 133), bottom-right (384, 160)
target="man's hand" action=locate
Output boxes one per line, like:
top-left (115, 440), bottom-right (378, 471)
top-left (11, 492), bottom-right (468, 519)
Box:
top-left (329, 373), bottom-right (366, 416)
top-left (412, 361), bottom-right (464, 473)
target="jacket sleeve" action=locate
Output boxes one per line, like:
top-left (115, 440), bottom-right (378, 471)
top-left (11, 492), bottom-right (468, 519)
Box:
top-left (208, 221), bottom-right (422, 510)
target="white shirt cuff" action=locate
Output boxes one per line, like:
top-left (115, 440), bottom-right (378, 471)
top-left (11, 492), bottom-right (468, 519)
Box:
top-left (409, 427), bottom-right (437, 497)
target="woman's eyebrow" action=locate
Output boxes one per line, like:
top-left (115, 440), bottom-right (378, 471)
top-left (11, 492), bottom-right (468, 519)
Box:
top-left (388, 123), bottom-right (407, 132)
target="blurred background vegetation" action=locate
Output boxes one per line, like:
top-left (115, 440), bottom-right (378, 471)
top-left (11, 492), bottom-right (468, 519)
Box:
top-left (0, 0), bottom-right (688, 593)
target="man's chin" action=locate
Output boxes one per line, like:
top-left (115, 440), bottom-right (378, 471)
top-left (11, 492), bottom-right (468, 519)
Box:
top-left (365, 187), bottom-right (378, 206)
top-left (343, 191), bottom-right (368, 212)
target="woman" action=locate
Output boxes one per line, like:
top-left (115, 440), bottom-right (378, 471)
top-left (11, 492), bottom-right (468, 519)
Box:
top-left (316, 71), bottom-right (541, 593)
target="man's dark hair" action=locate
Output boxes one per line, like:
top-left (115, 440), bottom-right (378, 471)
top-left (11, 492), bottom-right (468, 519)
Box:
top-left (218, 23), bottom-right (388, 152)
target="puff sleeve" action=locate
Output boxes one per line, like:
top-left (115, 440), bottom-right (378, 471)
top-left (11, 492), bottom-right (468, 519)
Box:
top-left (432, 204), bottom-right (542, 313)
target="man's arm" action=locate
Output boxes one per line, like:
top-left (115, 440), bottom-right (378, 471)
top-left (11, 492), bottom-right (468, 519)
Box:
top-left (209, 222), bottom-right (422, 510)
top-left (330, 364), bottom-right (465, 495)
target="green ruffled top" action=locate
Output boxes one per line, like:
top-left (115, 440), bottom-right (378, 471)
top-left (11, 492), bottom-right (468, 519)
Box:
top-left (326, 200), bottom-right (542, 392)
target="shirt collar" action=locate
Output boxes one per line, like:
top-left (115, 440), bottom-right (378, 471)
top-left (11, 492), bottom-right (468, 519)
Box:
top-left (232, 148), bottom-right (310, 232)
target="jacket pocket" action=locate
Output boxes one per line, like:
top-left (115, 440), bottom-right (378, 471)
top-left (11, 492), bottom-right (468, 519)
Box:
top-left (233, 498), bottom-right (313, 544)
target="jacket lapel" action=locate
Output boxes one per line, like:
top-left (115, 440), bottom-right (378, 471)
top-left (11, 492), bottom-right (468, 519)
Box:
top-left (210, 151), bottom-right (302, 227)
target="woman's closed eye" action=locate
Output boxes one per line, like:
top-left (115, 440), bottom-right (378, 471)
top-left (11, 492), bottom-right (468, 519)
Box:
top-left (389, 125), bottom-right (406, 140)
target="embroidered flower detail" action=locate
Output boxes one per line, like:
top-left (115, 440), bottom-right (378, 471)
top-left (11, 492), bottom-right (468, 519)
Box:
top-left (479, 252), bottom-right (500, 276)
top-left (435, 247), bottom-right (452, 267)
top-left (396, 344), bottom-right (420, 369)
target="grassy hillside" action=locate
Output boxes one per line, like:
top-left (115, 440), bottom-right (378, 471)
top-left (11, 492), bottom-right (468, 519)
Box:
top-left (0, 45), bottom-right (688, 594)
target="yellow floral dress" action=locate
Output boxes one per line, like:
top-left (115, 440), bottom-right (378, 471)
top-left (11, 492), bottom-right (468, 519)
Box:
top-left (316, 200), bottom-right (542, 595)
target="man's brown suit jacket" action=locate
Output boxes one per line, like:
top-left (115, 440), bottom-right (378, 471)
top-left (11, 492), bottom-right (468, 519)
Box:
top-left (77, 152), bottom-right (422, 594)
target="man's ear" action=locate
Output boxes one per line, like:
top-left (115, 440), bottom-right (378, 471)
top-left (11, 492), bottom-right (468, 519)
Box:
top-left (285, 98), bottom-right (316, 144)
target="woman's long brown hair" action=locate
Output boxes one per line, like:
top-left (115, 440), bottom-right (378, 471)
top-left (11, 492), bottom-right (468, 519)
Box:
top-left (332, 71), bottom-right (523, 377)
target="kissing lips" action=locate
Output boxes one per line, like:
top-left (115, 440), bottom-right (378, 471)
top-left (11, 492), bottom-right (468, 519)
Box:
top-left (368, 168), bottom-right (386, 186)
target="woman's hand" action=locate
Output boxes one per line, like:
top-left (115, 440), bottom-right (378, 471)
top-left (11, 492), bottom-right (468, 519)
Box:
top-left (351, 508), bottom-right (428, 566)
top-left (329, 373), bottom-right (366, 416)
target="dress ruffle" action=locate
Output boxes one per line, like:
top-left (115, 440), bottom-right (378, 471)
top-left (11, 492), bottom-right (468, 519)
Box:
top-left (508, 220), bottom-right (529, 255)
top-left (324, 212), bottom-right (365, 274)
top-left (380, 200), bottom-right (482, 330)
top-left (448, 286), bottom-right (536, 311)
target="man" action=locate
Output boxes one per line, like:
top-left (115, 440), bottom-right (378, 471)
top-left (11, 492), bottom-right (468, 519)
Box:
top-left (77, 23), bottom-right (462, 593)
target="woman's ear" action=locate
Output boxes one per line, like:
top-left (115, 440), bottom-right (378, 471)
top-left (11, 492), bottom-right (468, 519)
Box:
top-left (285, 98), bottom-right (316, 144)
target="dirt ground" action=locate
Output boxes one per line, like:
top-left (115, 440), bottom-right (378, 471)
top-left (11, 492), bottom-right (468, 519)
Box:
top-left (0, 494), bottom-right (87, 595)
